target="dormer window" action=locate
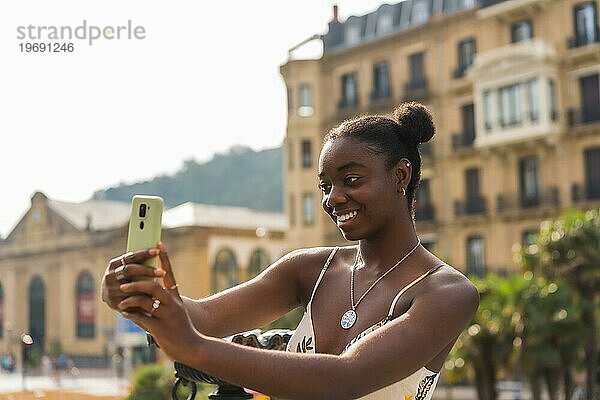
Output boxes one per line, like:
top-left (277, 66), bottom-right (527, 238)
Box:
top-left (411, 0), bottom-right (430, 25)
top-left (346, 25), bottom-right (361, 46)
top-left (377, 13), bottom-right (393, 35)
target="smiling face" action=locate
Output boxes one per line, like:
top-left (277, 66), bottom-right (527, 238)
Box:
top-left (318, 137), bottom-right (408, 242)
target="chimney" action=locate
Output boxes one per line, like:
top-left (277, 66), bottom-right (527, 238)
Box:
top-left (332, 4), bottom-right (338, 22)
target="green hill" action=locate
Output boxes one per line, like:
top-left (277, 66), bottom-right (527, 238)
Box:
top-left (92, 145), bottom-right (283, 211)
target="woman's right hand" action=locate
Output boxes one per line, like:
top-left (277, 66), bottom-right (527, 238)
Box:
top-left (101, 248), bottom-right (165, 311)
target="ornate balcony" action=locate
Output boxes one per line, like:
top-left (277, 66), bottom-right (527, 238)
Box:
top-left (571, 183), bottom-right (600, 203)
top-left (402, 79), bottom-right (430, 102)
top-left (415, 204), bottom-right (435, 222)
top-left (455, 196), bottom-right (487, 217)
top-left (496, 186), bottom-right (560, 214)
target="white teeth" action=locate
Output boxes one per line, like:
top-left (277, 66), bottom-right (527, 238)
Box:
top-left (338, 210), bottom-right (357, 222)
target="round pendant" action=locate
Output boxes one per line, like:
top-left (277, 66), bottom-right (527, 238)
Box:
top-left (341, 309), bottom-right (357, 330)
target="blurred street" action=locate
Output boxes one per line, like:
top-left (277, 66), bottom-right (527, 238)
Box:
top-left (0, 369), bottom-right (127, 398)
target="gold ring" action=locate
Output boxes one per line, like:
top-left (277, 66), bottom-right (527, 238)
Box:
top-left (149, 299), bottom-right (161, 316)
top-left (114, 265), bottom-right (126, 281)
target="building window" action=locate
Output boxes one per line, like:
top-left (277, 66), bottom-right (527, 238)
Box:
top-left (466, 236), bottom-right (486, 277)
top-left (585, 147), bottom-right (600, 199)
top-left (511, 20), bottom-right (533, 42)
top-left (573, 2), bottom-right (598, 46)
top-left (456, 38), bottom-right (476, 78)
top-left (580, 74), bottom-right (600, 123)
top-left (465, 167), bottom-right (485, 214)
top-left (29, 276), bottom-right (46, 354)
top-left (522, 229), bottom-right (538, 247)
top-left (519, 157), bottom-right (539, 207)
top-left (340, 73), bottom-right (358, 109)
top-left (372, 62), bottom-right (391, 100)
top-left (526, 79), bottom-right (539, 122)
top-left (76, 271), bottom-right (95, 339)
top-left (289, 194), bottom-right (296, 227)
top-left (0, 283), bottom-right (3, 338)
top-left (301, 140), bottom-right (312, 168)
top-left (213, 249), bottom-right (239, 293)
top-left (462, 103), bottom-right (476, 146)
top-left (483, 90), bottom-right (494, 130)
top-left (407, 52), bottom-right (426, 91)
top-left (548, 79), bottom-right (558, 121)
top-left (376, 12), bottom-right (393, 35)
top-left (302, 192), bottom-right (315, 225)
top-left (415, 179), bottom-right (434, 221)
top-left (297, 84), bottom-right (314, 117)
top-left (248, 249), bottom-right (270, 280)
top-left (499, 84), bottom-right (523, 127)
top-left (346, 24), bottom-right (362, 46)
top-left (411, 0), bottom-right (430, 25)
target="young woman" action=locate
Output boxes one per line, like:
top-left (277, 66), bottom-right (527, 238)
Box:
top-left (102, 102), bottom-right (479, 399)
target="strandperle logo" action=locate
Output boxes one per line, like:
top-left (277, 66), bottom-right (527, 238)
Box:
top-left (16, 20), bottom-right (146, 46)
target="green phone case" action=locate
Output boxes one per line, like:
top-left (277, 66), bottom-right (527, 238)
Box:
top-left (126, 195), bottom-right (164, 269)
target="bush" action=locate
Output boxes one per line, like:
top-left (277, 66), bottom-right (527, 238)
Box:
top-left (127, 362), bottom-right (215, 400)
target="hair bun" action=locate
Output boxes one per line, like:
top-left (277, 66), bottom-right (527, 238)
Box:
top-left (391, 102), bottom-right (435, 144)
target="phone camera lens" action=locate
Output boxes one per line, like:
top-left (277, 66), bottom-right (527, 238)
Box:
top-left (139, 203), bottom-right (147, 218)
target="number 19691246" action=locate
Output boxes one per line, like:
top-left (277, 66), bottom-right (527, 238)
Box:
top-left (19, 43), bottom-right (74, 52)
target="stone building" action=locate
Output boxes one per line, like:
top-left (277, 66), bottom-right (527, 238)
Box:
top-left (281, 0), bottom-right (600, 274)
top-left (0, 191), bottom-right (287, 368)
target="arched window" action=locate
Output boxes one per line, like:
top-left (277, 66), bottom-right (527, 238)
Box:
top-left (29, 276), bottom-right (46, 353)
top-left (248, 249), bottom-right (270, 280)
top-left (213, 249), bottom-right (239, 293)
top-left (76, 271), bottom-right (95, 338)
top-left (0, 283), bottom-right (4, 338)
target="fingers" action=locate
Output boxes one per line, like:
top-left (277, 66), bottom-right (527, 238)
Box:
top-left (110, 263), bottom-right (165, 282)
top-left (158, 242), bottom-right (180, 296)
top-left (119, 280), bottom-right (168, 305)
top-left (118, 295), bottom-right (162, 317)
top-left (109, 248), bottom-right (160, 270)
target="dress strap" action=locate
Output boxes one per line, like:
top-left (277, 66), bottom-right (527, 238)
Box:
top-left (386, 263), bottom-right (444, 319)
top-left (308, 247), bottom-right (339, 304)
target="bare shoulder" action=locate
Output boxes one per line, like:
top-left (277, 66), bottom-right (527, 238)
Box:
top-left (272, 246), bottom-right (342, 305)
top-left (421, 264), bottom-right (480, 317)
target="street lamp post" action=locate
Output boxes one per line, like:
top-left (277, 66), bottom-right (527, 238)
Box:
top-left (21, 333), bottom-right (33, 392)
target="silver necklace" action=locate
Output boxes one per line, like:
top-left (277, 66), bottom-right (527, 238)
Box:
top-left (340, 239), bottom-right (421, 330)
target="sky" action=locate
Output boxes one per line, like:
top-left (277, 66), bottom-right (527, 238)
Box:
top-left (0, 0), bottom-right (390, 238)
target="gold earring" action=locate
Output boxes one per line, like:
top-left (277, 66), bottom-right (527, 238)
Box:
top-left (401, 187), bottom-right (406, 196)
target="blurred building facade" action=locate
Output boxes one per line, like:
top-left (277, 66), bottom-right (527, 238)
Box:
top-left (281, 0), bottom-right (600, 274)
top-left (0, 191), bottom-right (287, 368)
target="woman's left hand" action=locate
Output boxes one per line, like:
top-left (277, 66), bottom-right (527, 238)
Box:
top-left (117, 242), bottom-right (202, 362)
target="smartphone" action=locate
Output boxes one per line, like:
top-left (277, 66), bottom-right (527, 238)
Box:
top-left (126, 195), bottom-right (164, 270)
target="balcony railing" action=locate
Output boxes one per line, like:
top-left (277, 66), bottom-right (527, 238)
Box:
top-left (453, 65), bottom-right (471, 79)
top-left (420, 142), bottom-right (433, 158)
top-left (415, 204), bottom-right (435, 222)
top-left (455, 196), bottom-right (487, 217)
top-left (568, 107), bottom-right (600, 127)
top-left (452, 132), bottom-right (476, 151)
top-left (337, 97), bottom-right (359, 111)
top-left (496, 186), bottom-right (560, 213)
top-left (402, 79), bottom-right (429, 101)
top-left (567, 29), bottom-right (600, 48)
top-left (370, 88), bottom-right (392, 102)
top-left (571, 183), bottom-right (600, 203)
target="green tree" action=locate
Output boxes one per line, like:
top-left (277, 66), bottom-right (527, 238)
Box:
top-left (446, 273), bottom-right (527, 400)
top-left (518, 208), bottom-right (600, 399)
top-left (515, 272), bottom-right (585, 400)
